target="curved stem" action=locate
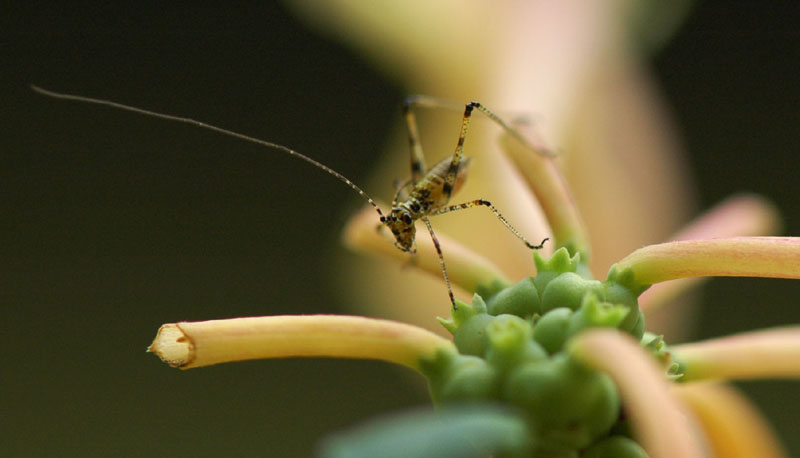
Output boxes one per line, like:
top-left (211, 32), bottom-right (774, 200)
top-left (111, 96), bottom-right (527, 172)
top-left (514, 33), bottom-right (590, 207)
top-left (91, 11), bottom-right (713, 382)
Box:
top-left (500, 127), bottom-right (590, 260)
top-left (148, 315), bottom-right (455, 371)
top-left (569, 330), bottom-right (705, 458)
top-left (673, 327), bottom-right (800, 381)
top-left (674, 382), bottom-right (788, 458)
top-left (640, 194), bottom-right (781, 312)
top-left (615, 237), bottom-right (800, 286)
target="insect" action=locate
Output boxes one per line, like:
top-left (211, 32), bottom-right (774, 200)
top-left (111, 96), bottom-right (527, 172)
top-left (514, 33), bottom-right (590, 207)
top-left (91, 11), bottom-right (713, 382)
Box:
top-left (32, 86), bottom-right (551, 309)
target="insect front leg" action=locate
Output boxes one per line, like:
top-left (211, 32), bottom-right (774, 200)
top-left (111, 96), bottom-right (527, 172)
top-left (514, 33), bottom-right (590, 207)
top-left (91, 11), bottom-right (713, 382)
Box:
top-left (421, 216), bottom-right (457, 310)
top-left (429, 199), bottom-right (549, 250)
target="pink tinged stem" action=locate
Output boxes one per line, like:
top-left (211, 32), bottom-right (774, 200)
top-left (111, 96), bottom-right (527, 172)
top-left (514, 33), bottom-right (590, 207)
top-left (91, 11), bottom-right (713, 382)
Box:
top-left (499, 128), bottom-right (591, 260)
top-left (148, 315), bottom-right (455, 371)
top-left (669, 194), bottom-right (781, 242)
top-left (673, 327), bottom-right (800, 381)
top-left (569, 330), bottom-right (706, 458)
top-left (640, 194), bottom-right (782, 312)
top-left (615, 237), bottom-right (800, 286)
top-left (674, 382), bottom-right (788, 458)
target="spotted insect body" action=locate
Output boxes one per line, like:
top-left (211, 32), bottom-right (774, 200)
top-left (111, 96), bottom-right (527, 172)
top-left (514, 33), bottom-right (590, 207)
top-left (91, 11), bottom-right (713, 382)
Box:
top-left (385, 156), bottom-right (471, 253)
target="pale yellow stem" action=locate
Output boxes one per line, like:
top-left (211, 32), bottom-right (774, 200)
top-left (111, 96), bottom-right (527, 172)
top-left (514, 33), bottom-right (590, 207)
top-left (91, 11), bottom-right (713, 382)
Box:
top-left (500, 127), bottom-right (590, 260)
top-left (673, 327), bottom-right (800, 381)
top-left (641, 194), bottom-right (782, 312)
top-left (615, 237), bottom-right (800, 286)
top-left (148, 315), bottom-right (455, 371)
top-left (343, 204), bottom-right (512, 293)
top-left (674, 382), bottom-right (788, 458)
top-left (569, 330), bottom-right (705, 458)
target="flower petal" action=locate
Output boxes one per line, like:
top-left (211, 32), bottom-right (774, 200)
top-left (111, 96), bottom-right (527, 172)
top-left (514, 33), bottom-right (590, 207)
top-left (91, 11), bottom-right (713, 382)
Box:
top-left (284, 0), bottom-right (499, 91)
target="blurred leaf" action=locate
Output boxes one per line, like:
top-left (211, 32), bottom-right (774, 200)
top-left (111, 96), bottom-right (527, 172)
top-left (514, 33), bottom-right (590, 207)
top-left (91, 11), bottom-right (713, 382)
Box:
top-left (319, 404), bottom-right (532, 458)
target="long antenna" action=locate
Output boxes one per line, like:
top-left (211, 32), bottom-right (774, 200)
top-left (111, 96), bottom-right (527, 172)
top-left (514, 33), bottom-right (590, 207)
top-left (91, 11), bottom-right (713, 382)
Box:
top-left (31, 85), bottom-right (386, 219)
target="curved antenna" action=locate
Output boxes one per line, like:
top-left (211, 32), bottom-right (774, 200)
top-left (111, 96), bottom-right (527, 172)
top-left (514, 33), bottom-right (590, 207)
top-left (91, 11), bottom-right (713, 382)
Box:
top-left (31, 85), bottom-right (386, 219)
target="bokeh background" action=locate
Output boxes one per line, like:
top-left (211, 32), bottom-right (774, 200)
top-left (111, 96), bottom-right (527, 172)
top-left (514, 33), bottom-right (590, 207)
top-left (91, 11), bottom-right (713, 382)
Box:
top-left (3, 3), bottom-right (799, 456)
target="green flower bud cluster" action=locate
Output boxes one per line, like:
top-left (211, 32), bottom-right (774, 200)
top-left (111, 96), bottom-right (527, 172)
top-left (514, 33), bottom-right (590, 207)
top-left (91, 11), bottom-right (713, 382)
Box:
top-left (420, 248), bottom-right (656, 457)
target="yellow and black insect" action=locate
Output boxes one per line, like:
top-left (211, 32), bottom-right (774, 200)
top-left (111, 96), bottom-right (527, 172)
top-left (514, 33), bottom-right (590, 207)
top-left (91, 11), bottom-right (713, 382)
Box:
top-left (32, 87), bottom-right (550, 309)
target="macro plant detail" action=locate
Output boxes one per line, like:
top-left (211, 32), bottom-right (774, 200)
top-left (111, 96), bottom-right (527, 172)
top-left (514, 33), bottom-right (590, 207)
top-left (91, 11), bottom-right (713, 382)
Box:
top-left (146, 116), bottom-right (800, 457)
top-left (418, 248), bottom-right (648, 456)
top-left (8, 1), bottom-right (799, 457)
top-left (31, 73), bottom-right (797, 458)
top-left (27, 7), bottom-right (797, 453)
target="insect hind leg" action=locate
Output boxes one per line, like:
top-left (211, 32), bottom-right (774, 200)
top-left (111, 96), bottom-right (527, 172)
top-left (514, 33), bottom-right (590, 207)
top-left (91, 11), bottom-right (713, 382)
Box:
top-left (404, 95), bottom-right (557, 162)
top-left (429, 199), bottom-right (549, 250)
top-left (401, 96), bottom-right (438, 185)
top-left (467, 101), bottom-right (557, 158)
top-left (402, 96), bottom-right (479, 203)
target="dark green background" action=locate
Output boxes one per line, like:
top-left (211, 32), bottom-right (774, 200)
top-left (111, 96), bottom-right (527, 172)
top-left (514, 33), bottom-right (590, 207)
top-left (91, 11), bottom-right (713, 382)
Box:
top-left (3, 3), bottom-right (798, 456)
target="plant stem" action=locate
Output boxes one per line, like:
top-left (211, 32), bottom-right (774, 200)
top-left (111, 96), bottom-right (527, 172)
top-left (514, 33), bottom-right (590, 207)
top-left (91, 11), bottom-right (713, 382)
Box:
top-left (674, 327), bottom-right (800, 381)
top-left (500, 127), bottom-right (591, 260)
top-left (615, 237), bottom-right (800, 286)
top-left (569, 330), bottom-right (705, 458)
top-left (148, 314), bottom-right (455, 371)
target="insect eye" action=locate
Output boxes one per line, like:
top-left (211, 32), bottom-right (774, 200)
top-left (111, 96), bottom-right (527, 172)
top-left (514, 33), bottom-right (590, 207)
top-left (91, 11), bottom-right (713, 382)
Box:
top-left (402, 213), bottom-right (412, 225)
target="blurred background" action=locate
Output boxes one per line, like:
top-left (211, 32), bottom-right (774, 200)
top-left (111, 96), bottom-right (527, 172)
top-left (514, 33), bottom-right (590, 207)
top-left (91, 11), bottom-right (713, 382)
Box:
top-left (2, 2), bottom-right (798, 456)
